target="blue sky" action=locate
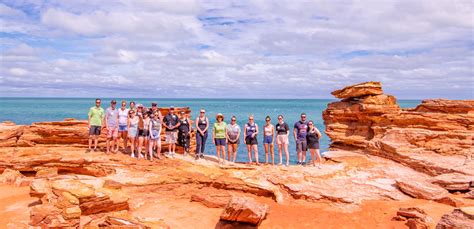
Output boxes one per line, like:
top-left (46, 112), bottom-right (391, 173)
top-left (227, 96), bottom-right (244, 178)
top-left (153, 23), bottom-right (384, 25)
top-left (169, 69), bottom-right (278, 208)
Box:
top-left (0, 0), bottom-right (473, 99)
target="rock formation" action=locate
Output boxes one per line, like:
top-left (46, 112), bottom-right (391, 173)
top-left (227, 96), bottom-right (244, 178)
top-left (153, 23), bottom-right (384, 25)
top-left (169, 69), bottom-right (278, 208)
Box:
top-left (323, 82), bottom-right (474, 177)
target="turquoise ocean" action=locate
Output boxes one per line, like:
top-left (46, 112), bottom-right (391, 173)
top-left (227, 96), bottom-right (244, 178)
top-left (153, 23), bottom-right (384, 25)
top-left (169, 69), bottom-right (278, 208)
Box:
top-left (0, 98), bottom-right (420, 164)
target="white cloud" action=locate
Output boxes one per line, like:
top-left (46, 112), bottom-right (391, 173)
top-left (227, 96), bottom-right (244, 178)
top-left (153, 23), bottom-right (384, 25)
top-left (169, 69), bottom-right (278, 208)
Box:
top-left (0, 0), bottom-right (472, 98)
top-left (9, 67), bottom-right (28, 76)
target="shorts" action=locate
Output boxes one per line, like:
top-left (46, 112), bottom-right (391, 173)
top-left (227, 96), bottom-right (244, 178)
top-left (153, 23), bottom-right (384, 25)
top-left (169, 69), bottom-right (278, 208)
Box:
top-left (118, 124), bottom-right (127, 132)
top-left (215, 138), bottom-right (226, 146)
top-left (166, 131), bottom-right (178, 144)
top-left (138, 129), bottom-right (149, 137)
top-left (245, 136), bottom-right (258, 145)
top-left (308, 141), bottom-right (320, 150)
top-left (89, 125), bottom-right (101, 136)
top-left (276, 135), bottom-right (289, 145)
top-left (228, 138), bottom-right (239, 145)
top-left (296, 140), bottom-right (307, 152)
top-left (150, 130), bottom-right (161, 140)
top-left (263, 135), bottom-right (273, 144)
top-left (128, 128), bottom-right (138, 138)
top-left (107, 127), bottom-right (118, 138)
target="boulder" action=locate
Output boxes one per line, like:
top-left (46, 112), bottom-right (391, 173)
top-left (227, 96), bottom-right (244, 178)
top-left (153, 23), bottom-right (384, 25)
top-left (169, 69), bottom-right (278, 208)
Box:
top-left (465, 190), bottom-right (474, 199)
top-left (331, 81), bottom-right (383, 99)
top-left (0, 168), bottom-right (28, 186)
top-left (436, 208), bottom-right (474, 229)
top-left (396, 207), bottom-right (432, 229)
top-left (35, 167), bottom-right (58, 178)
top-left (220, 196), bottom-right (269, 226)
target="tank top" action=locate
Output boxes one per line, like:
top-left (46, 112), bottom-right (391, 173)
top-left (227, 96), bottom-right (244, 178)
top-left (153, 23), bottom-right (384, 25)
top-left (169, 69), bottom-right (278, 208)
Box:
top-left (264, 124), bottom-right (273, 136)
top-left (142, 118), bottom-right (150, 131)
top-left (118, 108), bottom-right (129, 125)
top-left (306, 128), bottom-right (319, 144)
top-left (198, 117), bottom-right (207, 132)
top-left (179, 119), bottom-right (190, 132)
top-left (138, 115), bottom-right (144, 129)
top-left (246, 122), bottom-right (257, 137)
top-left (150, 119), bottom-right (162, 131)
top-left (129, 117), bottom-right (138, 129)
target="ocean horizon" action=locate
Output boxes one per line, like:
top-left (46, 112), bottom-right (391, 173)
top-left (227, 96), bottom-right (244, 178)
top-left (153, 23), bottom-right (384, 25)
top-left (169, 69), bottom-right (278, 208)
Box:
top-left (0, 98), bottom-right (421, 164)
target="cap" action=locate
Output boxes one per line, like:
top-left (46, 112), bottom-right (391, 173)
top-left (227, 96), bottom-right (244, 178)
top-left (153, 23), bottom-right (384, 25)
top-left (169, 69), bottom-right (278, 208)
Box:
top-left (151, 102), bottom-right (157, 106)
top-left (216, 113), bottom-right (224, 119)
top-left (170, 106), bottom-right (175, 109)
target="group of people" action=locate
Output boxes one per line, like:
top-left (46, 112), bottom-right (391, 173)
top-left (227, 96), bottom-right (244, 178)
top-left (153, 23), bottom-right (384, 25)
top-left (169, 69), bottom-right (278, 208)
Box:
top-left (88, 99), bottom-right (323, 167)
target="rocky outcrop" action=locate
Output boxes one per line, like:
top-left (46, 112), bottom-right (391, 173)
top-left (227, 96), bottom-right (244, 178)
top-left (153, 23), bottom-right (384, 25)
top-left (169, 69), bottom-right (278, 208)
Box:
top-left (220, 196), bottom-right (269, 226)
top-left (29, 177), bottom-right (130, 227)
top-left (0, 106), bottom-right (195, 153)
top-left (323, 82), bottom-right (474, 177)
top-left (436, 207), bottom-right (474, 229)
top-left (396, 207), bottom-right (432, 229)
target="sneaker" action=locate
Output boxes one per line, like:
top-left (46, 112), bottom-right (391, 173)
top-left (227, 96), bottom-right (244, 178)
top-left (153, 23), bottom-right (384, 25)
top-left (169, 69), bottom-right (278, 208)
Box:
top-left (86, 149), bottom-right (91, 153)
top-left (200, 154), bottom-right (204, 159)
top-left (301, 162), bottom-right (306, 166)
top-left (195, 155), bottom-right (199, 160)
top-left (296, 161), bottom-right (301, 165)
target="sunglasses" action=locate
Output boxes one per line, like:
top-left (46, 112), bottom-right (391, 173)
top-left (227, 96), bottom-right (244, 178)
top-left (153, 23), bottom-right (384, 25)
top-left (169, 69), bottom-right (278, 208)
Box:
top-left (231, 119), bottom-right (236, 121)
top-left (96, 101), bottom-right (101, 103)
top-left (266, 119), bottom-right (270, 121)
top-left (200, 112), bottom-right (205, 113)
top-left (249, 118), bottom-right (254, 120)
top-left (308, 123), bottom-right (313, 125)
top-left (301, 116), bottom-right (306, 118)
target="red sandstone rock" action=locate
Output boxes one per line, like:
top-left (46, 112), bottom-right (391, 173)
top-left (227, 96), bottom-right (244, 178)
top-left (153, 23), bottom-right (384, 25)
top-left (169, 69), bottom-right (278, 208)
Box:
top-left (331, 81), bottom-right (384, 99)
top-left (432, 173), bottom-right (473, 191)
top-left (0, 168), bottom-right (28, 186)
top-left (220, 196), bottom-right (269, 225)
top-left (436, 207), bottom-right (474, 229)
top-left (323, 82), bottom-right (474, 177)
top-left (191, 193), bottom-right (231, 208)
top-left (395, 178), bottom-right (448, 200)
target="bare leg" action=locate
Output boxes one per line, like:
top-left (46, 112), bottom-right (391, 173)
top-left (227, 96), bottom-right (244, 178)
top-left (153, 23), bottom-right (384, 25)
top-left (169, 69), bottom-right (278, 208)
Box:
top-left (264, 144), bottom-right (269, 163)
top-left (227, 145), bottom-right (232, 161)
top-left (130, 138), bottom-right (135, 158)
top-left (302, 150), bottom-right (307, 164)
top-left (88, 137), bottom-right (92, 150)
top-left (233, 145), bottom-right (238, 162)
top-left (278, 144), bottom-right (283, 165)
top-left (247, 145), bottom-right (252, 163)
top-left (149, 141), bottom-right (155, 161)
top-left (94, 136), bottom-right (98, 150)
top-left (270, 144), bottom-right (274, 165)
top-left (222, 145), bottom-right (226, 163)
top-left (315, 149), bottom-right (322, 167)
top-left (254, 145), bottom-right (259, 165)
top-left (106, 138), bottom-right (110, 153)
top-left (284, 143), bottom-right (289, 166)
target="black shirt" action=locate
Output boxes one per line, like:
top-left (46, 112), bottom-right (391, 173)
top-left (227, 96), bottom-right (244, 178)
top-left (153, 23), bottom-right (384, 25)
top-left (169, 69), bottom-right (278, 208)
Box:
top-left (164, 114), bottom-right (179, 132)
top-left (275, 122), bottom-right (289, 135)
top-left (178, 119), bottom-right (190, 133)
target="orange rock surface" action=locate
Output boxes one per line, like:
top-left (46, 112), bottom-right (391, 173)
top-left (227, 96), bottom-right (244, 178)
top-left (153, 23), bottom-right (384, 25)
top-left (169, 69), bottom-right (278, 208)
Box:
top-left (0, 92), bottom-right (472, 228)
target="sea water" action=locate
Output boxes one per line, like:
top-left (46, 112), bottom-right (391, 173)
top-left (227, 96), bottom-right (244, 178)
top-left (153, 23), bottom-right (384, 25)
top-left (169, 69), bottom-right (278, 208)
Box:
top-left (0, 98), bottom-right (420, 164)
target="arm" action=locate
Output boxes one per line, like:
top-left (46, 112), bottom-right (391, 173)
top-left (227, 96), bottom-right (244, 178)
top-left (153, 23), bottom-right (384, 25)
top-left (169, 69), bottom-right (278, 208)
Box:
top-left (212, 124), bottom-right (216, 144)
top-left (105, 110), bottom-right (109, 129)
top-left (195, 118), bottom-right (202, 135)
top-left (174, 118), bottom-right (181, 129)
top-left (187, 118), bottom-right (192, 135)
top-left (102, 110), bottom-right (106, 128)
top-left (272, 125), bottom-right (275, 142)
top-left (237, 126), bottom-right (241, 140)
top-left (204, 117), bottom-right (209, 132)
top-left (253, 124), bottom-right (259, 138)
top-left (158, 111), bottom-right (163, 121)
top-left (148, 121), bottom-right (154, 138)
top-left (243, 125), bottom-right (247, 138)
top-left (293, 125), bottom-right (297, 141)
top-left (87, 109), bottom-right (92, 128)
top-left (315, 127), bottom-right (322, 139)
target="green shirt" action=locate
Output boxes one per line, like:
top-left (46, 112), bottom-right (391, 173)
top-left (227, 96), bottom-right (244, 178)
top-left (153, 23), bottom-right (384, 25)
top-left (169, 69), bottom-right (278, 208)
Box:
top-left (213, 122), bottom-right (227, 139)
top-left (88, 106), bottom-right (105, 126)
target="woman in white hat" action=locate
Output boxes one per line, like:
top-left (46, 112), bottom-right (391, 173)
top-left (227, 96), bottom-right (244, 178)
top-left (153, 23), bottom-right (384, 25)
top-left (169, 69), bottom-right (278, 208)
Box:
top-left (213, 113), bottom-right (227, 164)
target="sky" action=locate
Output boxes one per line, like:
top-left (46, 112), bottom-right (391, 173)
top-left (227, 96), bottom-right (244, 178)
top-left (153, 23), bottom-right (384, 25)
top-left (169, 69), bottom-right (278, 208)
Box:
top-left (0, 0), bottom-right (473, 99)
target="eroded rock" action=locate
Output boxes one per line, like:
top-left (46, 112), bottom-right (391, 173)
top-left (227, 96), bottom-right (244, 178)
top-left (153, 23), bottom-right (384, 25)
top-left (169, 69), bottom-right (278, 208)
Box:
top-left (220, 196), bottom-right (269, 226)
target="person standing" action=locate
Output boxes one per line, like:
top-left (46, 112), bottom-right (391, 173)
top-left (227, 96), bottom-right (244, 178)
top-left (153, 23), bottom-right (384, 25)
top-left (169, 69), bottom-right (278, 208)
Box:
top-left (163, 106), bottom-right (180, 157)
top-left (127, 110), bottom-right (139, 158)
top-left (226, 116), bottom-right (240, 163)
top-left (307, 120), bottom-right (323, 167)
top-left (149, 112), bottom-right (163, 160)
top-left (244, 115), bottom-right (259, 165)
top-left (118, 100), bottom-right (129, 153)
top-left (178, 111), bottom-right (192, 156)
top-left (105, 100), bottom-right (119, 154)
top-left (275, 115), bottom-right (290, 166)
top-left (195, 109), bottom-right (209, 160)
top-left (294, 113), bottom-right (308, 165)
top-left (137, 111), bottom-right (150, 159)
top-left (213, 113), bottom-right (227, 164)
top-left (87, 98), bottom-right (105, 152)
top-left (149, 102), bottom-right (163, 120)
top-left (263, 116), bottom-right (275, 165)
